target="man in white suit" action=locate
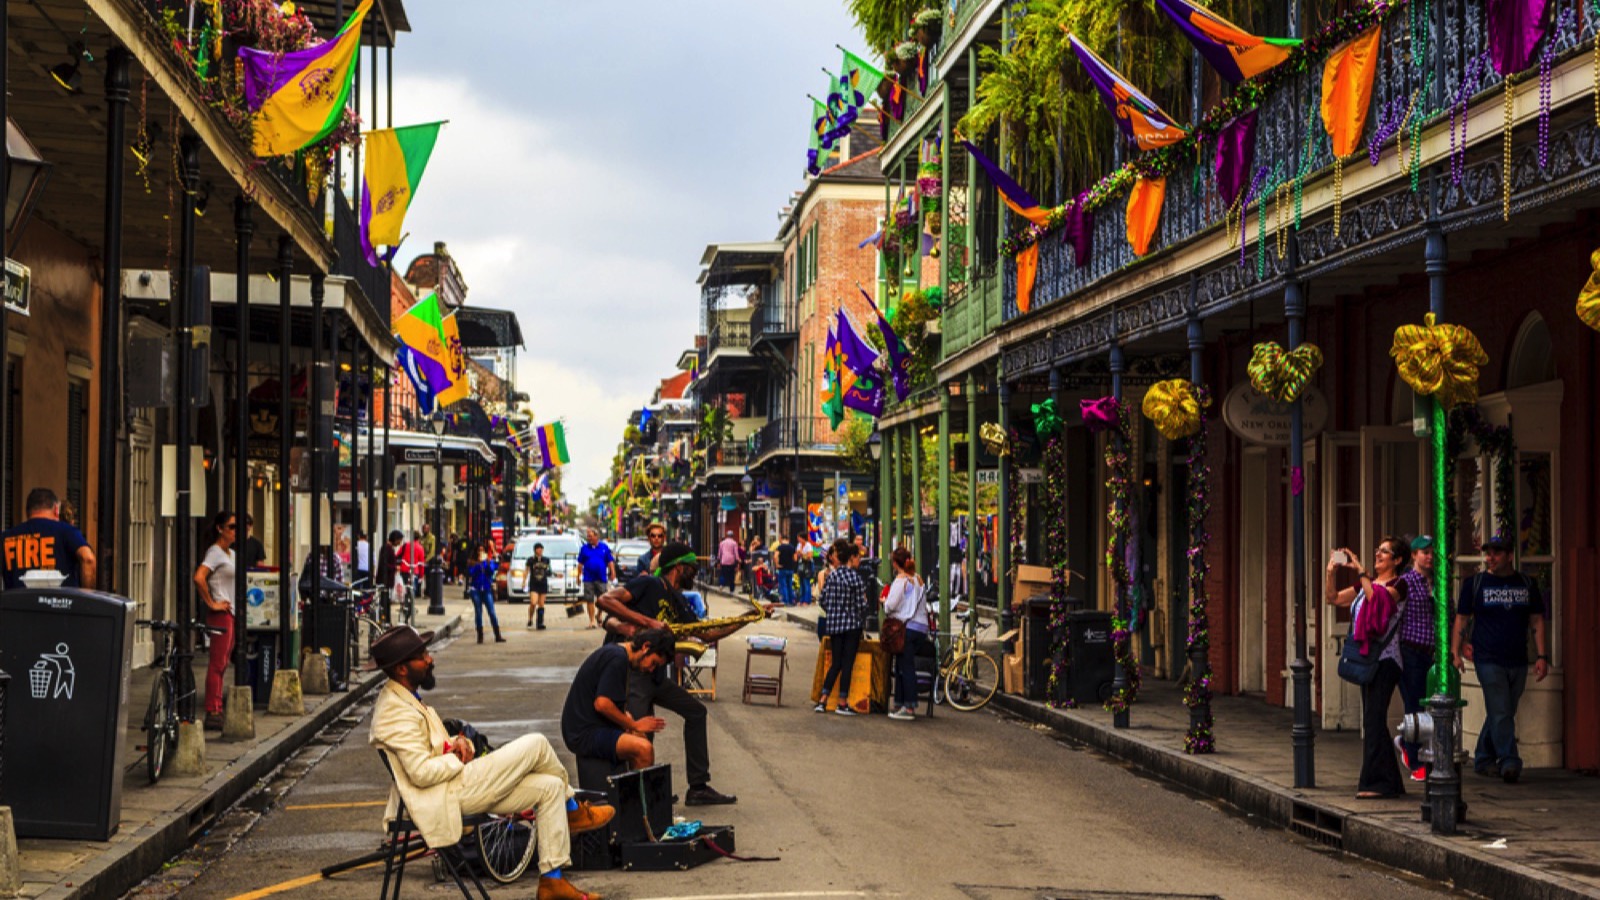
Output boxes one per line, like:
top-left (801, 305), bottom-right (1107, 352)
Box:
top-left (368, 626), bottom-right (612, 900)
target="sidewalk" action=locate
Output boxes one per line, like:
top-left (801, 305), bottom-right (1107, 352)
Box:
top-left (6, 600), bottom-right (467, 900)
top-left (749, 590), bottom-right (1600, 900)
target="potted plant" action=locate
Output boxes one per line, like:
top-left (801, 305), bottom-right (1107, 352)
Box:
top-left (913, 9), bottom-right (943, 49)
top-left (891, 40), bottom-right (921, 77)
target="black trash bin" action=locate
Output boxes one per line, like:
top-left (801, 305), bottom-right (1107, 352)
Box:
top-left (247, 632), bottom-right (278, 708)
top-left (306, 603), bottom-right (351, 691)
top-left (1021, 597), bottom-right (1056, 701)
top-left (1067, 609), bottom-right (1116, 707)
top-left (0, 587), bottom-right (135, 840)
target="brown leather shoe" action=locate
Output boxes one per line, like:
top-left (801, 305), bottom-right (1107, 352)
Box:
top-left (566, 800), bottom-right (615, 834)
top-left (536, 874), bottom-right (601, 900)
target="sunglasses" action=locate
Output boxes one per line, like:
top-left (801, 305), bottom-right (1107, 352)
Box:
top-left (222, 522), bottom-right (237, 531)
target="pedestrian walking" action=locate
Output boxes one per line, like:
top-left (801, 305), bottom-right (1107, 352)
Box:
top-left (377, 530), bottom-right (403, 621)
top-left (353, 529), bottom-right (371, 586)
top-left (774, 532), bottom-right (798, 606)
top-left (716, 531), bottom-right (740, 590)
top-left (1394, 534), bottom-right (1437, 780)
top-left (577, 527), bottom-right (615, 630)
top-left (468, 543), bottom-right (504, 643)
top-left (194, 510), bottom-right (238, 731)
top-left (1327, 536), bottom-right (1412, 799)
top-left (815, 538), bottom-right (868, 716)
top-left (1451, 533), bottom-right (1550, 783)
top-left (883, 546), bottom-right (932, 721)
top-left (1, 487), bottom-right (96, 589)
top-left (796, 535), bottom-right (816, 606)
top-left (526, 543), bottom-right (551, 629)
top-left (399, 531), bottom-right (427, 596)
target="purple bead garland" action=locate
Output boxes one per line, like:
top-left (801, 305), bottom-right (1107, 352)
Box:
top-left (1183, 386), bottom-right (1215, 754)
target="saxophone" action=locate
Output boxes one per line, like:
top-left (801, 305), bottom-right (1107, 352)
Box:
top-left (671, 591), bottom-right (767, 659)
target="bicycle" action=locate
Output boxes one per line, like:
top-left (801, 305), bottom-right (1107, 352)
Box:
top-left (136, 618), bottom-right (226, 784)
top-left (938, 603), bottom-right (999, 711)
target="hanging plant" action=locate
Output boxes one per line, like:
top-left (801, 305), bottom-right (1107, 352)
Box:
top-left (914, 8), bottom-right (944, 48)
top-left (845, 0), bottom-right (925, 59)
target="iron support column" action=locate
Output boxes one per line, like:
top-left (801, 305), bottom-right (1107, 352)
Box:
top-left (308, 272), bottom-right (326, 655)
top-left (275, 237), bottom-right (294, 664)
top-left (966, 372), bottom-right (977, 616)
top-left (1186, 302), bottom-right (1213, 741)
top-left (174, 135), bottom-right (200, 720)
top-left (996, 366), bottom-right (1011, 632)
top-left (938, 391), bottom-right (951, 637)
top-left (1286, 237), bottom-right (1316, 788)
top-left (232, 196), bottom-right (253, 684)
top-left (1110, 345), bottom-right (1130, 729)
top-left (97, 47), bottom-right (131, 591)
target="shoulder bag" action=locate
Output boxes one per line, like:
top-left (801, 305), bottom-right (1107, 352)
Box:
top-left (1336, 585), bottom-right (1406, 686)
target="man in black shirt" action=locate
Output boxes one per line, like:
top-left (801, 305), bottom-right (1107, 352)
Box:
top-left (774, 532), bottom-right (798, 607)
top-left (597, 542), bottom-right (744, 806)
top-left (1, 488), bottom-right (95, 589)
top-left (561, 629), bottom-right (673, 771)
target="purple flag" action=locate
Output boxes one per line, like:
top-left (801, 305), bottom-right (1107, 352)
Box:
top-left (834, 309), bottom-right (881, 379)
top-left (1488, 0), bottom-right (1547, 74)
top-left (861, 287), bottom-right (910, 401)
top-left (1215, 110), bottom-right (1258, 207)
top-left (1061, 194), bottom-right (1094, 267)
top-left (842, 370), bottom-right (886, 417)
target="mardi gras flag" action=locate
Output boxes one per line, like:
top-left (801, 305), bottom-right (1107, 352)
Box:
top-left (821, 325), bottom-right (845, 429)
top-left (834, 309), bottom-right (881, 380)
top-left (1068, 35), bottom-right (1188, 151)
top-left (1155, 0), bottom-right (1299, 84)
top-left (534, 422), bottom-right (571, 469)
top-left (861, 287), bottom-right (909, 401)
top-left (841, 368), bottom-right (886, 417)
top-left (807, 503), bottom-right (827, 542)
top-left (394, 293), bottom-right (451, 404)
top-left (239, 0), bottom-right (371, 157)
top-left (361, 122), bottom-right (443, 265)
top-left (396, 344), bottom-right (437, 414)
top-left (808, 100), bottom-right (836, 175)
top-left (434, 312), bottom-right (469, 407)
top-left (961, 140), bottom-right (1053, 227)
top-left (837, 49), bottom-right (885, 118)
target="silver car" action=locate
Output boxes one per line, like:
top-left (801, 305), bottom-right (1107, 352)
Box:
top-left (613, 541), bottom-right (651, 577)
top-left (506, 534), bottom-right (584, 601)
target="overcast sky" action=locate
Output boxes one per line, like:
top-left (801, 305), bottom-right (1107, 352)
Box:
top-left (389, 2), bottom-right (865, 503)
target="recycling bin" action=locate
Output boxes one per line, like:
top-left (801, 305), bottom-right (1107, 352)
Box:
top-left (0, 586), bottom-right (135, 840)
top-left (1067, 609), bottom-right (1116, 708)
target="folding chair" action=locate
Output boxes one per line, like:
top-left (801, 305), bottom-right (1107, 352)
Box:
top-left (676, 642), bottom-right (718, 700)
top-left (376, 750), bottom-right (492, 900)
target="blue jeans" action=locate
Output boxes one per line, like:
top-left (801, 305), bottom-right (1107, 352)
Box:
top-left (776, 568), bottom-right (796, 606)
top-left (1397, 643), bottom-right (1435, 768)
top-left (895, 628), bottom-right (933, 710)
top-left (798, 567), bottom-right (813, 604)
top-left (1473, 661), bottom-right (1528, 772)
top-left (470, 587), bottom-right (499, 632)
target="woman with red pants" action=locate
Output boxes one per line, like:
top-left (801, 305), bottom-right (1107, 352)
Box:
top-left (194, 510), bottom-right (238, 731)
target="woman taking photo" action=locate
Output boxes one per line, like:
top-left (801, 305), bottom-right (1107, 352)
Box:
top-left (194, 511), bottom-right (238, 731)
top-left (883, 547), bottom-right (931, 721)
top-left (525, 542), bottom-right (551, 630)
top-left (1326, 536), bottom-right (1411, 799)
top-left (815, 539), bottom-right (867, 716)
top-left (467, 543), bottom-right (504, 644)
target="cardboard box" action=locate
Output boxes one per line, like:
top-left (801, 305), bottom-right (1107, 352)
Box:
top-left (1002, 652), bottom-right (1024, 694)
top-left (1012, 565), bottom-right (1055, 608)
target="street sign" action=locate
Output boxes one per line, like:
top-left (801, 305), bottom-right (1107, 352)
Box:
top-left (836, 479), bottom-right (849, 499)
top-left (403, 447), bottom-right (439, 463)
top-left (4, 258), bottom-right (31, 317)
top-left (748, 500), bottom-right (772, 511)
top-left (977, 469), bottom-right (999, 485)
top-left (977, 468), bottom-right (1043, 484)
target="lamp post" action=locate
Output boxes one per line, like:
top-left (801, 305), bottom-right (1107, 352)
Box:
top-left (426, 412), bottom-right (446, 616)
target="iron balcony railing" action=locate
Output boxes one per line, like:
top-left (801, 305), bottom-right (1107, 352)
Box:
top-left (707, 314), bottom-right (753, 358)
top-left (941, 270), bottom-right (1002, 359)
top-left (752, 417), bottom-right (844, 460)
top-left (707, 442), bottom-right (752, 469)
top-left (750, 299), bottom-right (798, 344)
top-left (332, 191), bottom-right (390, 324)
top-left (1002, 0), bottom-right (1598, 325)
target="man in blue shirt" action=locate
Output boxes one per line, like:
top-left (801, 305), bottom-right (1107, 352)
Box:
top-left (576, 528), bottom-right (615, 630)
top-left (1, 488), bottom-right (96, 589)
top-left (1451, 534), bottom-right (1550, 783)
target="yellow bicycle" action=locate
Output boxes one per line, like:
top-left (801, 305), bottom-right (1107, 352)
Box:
top-left (939, 606), bottom-right (999, 711)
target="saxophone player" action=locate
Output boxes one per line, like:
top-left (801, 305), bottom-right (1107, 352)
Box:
top-left (596, 542), bottom-right (742, 806)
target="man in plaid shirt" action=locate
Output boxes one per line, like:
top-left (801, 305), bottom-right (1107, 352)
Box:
top-left (1394, 535), bottom-right (1437, 780)
top-left (815, 539), bottom-right (869, 716)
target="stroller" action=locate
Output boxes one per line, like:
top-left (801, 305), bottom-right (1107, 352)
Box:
top-left (750, 561), bottom-right (778, 602)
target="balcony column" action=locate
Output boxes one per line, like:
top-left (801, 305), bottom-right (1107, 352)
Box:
top-left (938, 391), bottom-right (951, 635)
top-left (307, 272), bottom-right (327, 660)
top-left (908, 414), bottom-right (922, 560)
top-left (346, 322), bottom-right (358, 575)
top-left (1285, 236), bottom-right (1315, 787)
top-left (276, 236), bottom-right (295, 664)
top-left (940, 83), bottom-right (951, 299)
top-left (97, 47), bottom-right (130, 591)
top-left (965, 373), bottom-right (978, 611)
top-left (173, 134), bottom-right (201, 720)
top-left (996, 364), bottom-right (1012, 632)
top-left (890, 425), bottom-right (902, 553)
top-left (232, 195), bottom-right (253, 687)
top-left (1109, 342), bottom-right (1131, 729)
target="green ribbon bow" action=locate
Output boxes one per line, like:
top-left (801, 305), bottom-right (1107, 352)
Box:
top-left (1032, 398), bottom-right (1062, 438)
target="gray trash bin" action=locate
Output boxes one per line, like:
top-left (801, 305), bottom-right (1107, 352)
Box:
top-left (0, 586), bottom-right (135, 839)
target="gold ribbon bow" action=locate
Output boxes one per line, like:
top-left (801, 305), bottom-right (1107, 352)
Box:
top-left (979, 422), bottom-right (1010, 458)
top-left (1576, 247), bottom-right (1600, 332)
top-left (1141, 379), bottom-right (1205, 441)
top-left (1247, 342), bottom-right (1324, 403)
top-left (1390, 312), bottom-right (1489, 409)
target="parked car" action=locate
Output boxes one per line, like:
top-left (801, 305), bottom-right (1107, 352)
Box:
top-left (507, 534), bottom-right (584, 602)
top-left (613, 540), bottom-right (651, 576)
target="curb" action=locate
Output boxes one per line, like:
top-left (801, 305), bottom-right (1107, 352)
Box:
top-left (52, 614), bottom-right (462, 900)
top-left (989, 691), bottom-right (1599, 900)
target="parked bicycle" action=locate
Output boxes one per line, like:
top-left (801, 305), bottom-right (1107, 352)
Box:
top-left (939, 603), bottom-right (999, 711)
top-left (137, 618), bottom-right (225, 784)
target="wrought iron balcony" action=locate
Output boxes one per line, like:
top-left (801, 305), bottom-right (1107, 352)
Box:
top-left (706, 313), bottom-right (753, 359)
top-left (332, 191), bottom-right (390, 322)
top-left (751, 416), bottom-right (843, 461)
top-left (941, 270), bottom-right (1002, 359)
top-left (706, 441), bottom-right (752, 470)
top-left (1002, 0), bottom-right (1597, 330)
top-left (749, 298), bottom-right (798, 349)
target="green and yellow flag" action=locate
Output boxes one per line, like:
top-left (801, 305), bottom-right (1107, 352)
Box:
top-left (238, 0), bottom-right (372, 157)
top-left (360, 122), bottom-right (443, 264)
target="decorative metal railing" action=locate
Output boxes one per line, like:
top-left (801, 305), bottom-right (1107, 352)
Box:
top-left (941, 269), bottom-right (1002, 359)
top-left (752, 417), bottom-right (843, 460)
top-left (1000, 0), bottom-right (1596, 329)
top-left (707, 315), bottom-right (753, 357)
top-left (750, 299), bottom-right (798, 344)
top-left (332, 192), bottom-right (389, 322)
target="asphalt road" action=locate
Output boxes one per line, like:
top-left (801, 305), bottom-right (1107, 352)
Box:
top-left (131, 597), bottom-right (1455, 900)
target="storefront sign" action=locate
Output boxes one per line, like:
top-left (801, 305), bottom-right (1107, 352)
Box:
top-left (403, 447), bottom-right (439, 463)
top-left (4, 259), bottom-right (31, 317)
top-left (977, 468), bottom-right (1043, 485)
top-left (1221, 382), bottom-right (1329, 446)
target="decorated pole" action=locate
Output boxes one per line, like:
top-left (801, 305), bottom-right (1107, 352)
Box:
top-left (1108, 343), bottom-right (1131, 729)
top-left (966, 372), bottom-right (978, 615)
top-left (1423, 222), bottom-right (1463, 833)
top-left (1286, 237), bottom-right (1315, 789)
top-left (996, 366), bottom-right (1012, 632)
top-left (1184, 302), bottom-right (1214, 753)
top-left (937, 391), bottom-right (951, 636)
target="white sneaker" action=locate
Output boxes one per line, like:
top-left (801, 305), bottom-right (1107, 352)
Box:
top-left (834, 706), bottom-right (858, 717)
top-left (813, 700), bottom-right (827, 713)
top-left (888, 708), bottom-right (915, 721)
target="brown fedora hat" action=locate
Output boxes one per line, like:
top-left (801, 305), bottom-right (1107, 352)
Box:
top-left (366, 625), bottom-right (435, 671)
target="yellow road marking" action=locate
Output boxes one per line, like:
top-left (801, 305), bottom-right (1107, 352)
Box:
top-left (223, 849), bottom-right (426, 900)
top-left (281, 800), bottom-right (388, 811)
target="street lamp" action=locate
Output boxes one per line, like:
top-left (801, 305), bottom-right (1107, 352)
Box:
top-left (740, 472), bottom-right (755, 496)
top-left (426, 411), bottom-right (447, 615)
top-left (6, 118), bottom-right (53, 255)
top-left (867, 430), bottom-right (882, 461)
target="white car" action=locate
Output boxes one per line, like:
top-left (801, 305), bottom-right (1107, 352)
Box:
top-left (507, 534), bottom-right (585, 602)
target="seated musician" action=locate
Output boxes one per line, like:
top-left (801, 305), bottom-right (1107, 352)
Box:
top-left (562, 628), bottom-right (675, 771)
top-left (596, 541), bottom-right (750, 806)
top-left (367, 626), bottom-right (612, 900)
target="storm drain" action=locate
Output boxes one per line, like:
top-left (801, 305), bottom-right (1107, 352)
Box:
top-left (1289, 800), bottom-right (1346, 850)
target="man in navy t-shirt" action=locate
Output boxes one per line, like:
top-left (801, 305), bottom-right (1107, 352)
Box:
top-left (576, 528), bottom-right (615, 630)
top-left (1451, 534), bottom-right (1549, 782)
top-left (560, 629), bottom-right (673, 771)
top-left (1, 487), bottom-right (96, 589)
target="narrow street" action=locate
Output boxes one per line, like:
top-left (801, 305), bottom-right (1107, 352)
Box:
top-left (145, 598), bottom-right (1449, 900)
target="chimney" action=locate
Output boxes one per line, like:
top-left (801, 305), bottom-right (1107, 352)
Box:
top-left (434, 241), bottom-right (449, 258)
